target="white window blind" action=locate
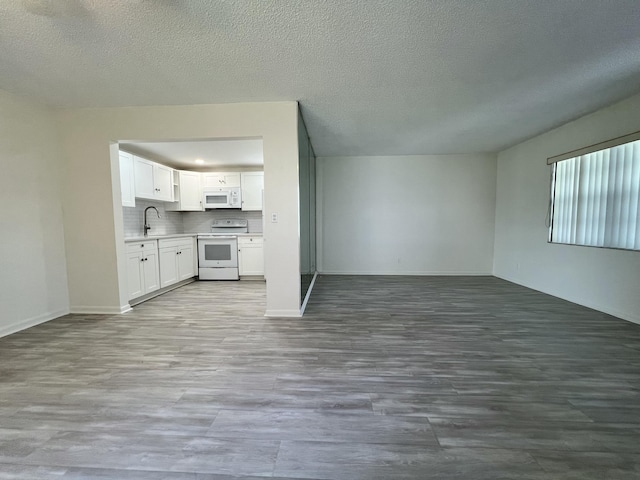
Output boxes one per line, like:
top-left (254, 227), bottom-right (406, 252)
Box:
top-left (550, 138), bottom-right (640, 250)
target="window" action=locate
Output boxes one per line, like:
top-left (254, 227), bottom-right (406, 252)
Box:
top-left (548, 132), bottom-right (640, 251)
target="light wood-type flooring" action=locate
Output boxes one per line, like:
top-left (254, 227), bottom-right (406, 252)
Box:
top-left (1, 275), bottom-right (640, 479)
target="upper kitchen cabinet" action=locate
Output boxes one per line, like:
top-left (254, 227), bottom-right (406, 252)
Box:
top-left (166, 170), bottom-right (203, 212)
top-left (118, 151), bottom-right (136, 208)
top-left (134, 156), bottom-right (174, 202)
top-left (133, 156), bottom-right (154, 198)
top-left (241, 172), bottom-right (264, 211)
top-left (202, 172), bottom-right (241, 188)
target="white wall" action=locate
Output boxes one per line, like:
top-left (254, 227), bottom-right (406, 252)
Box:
top-left (56, 102), bottom-right (301, 317)
top-left (494, 92), bottom-right (640, 325)
top-left (0, 90), bottom-right (69, 336)
top-left (317, 155), bottom-right (497, 274)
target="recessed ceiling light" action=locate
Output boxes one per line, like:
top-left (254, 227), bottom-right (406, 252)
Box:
top-left (195, 158), bottom-right (205, 164)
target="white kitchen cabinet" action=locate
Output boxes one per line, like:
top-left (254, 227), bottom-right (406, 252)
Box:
top-left (134, 156), bottom-right (174, 202)
top-left (126, 240), bottom-right (160, 300)
top-left (202, 172), bottom-right (241, 188)
top-left (177, 241), bottom-right (195, 280)
top-left (166, 170), bottom-right (203, 211)
top-left (143, 248), bottom-right (160, 292)
top-left (133, 156), bottom-right (154, 198)
top-left (119, 151), bottom-right (136, 208)
top-left (159, 237), bottom-right (196, 288)
top-left (154, 163), bottom-right (174, 201)
top-left (241, 172), bottom-right (264, 211)
top-left (158, 246), bottom-right (178, 287)
top-left (126, 252), bottom-right (144, 299)
top-left (238, 236), bottom-right (264, 276)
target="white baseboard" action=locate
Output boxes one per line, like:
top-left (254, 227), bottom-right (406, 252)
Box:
top-left (318, 270), bottom-right (493, 276)
top-left (0, 308), bottom-right (70, 338)
top-left (264, 309), bottom-right (302, 318)
top-left (494, 273), bottom-right (640, 326)
top-left (129, 278), bottom-right (195, 307)
top-left (69, 305), bottom-right (130, 315)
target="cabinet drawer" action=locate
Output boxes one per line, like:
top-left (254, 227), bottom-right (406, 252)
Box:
top-left (158, 237), bottom-right (194, 249)
top-left (238, 236), bottom-right (263, 246)
top-left (126, 240), bottom-right (158, 254)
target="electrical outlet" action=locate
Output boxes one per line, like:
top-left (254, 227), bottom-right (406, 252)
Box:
top-left (271, 213), bottom-right (278, 223)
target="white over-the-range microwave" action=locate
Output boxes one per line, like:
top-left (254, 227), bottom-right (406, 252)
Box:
top-left (203, 187), bottom-right (242, 209)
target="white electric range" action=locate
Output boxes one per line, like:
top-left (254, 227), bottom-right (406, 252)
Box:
top-left (197, 219), bottom-right (248, 280)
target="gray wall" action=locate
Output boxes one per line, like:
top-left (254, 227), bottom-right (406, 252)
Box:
top-left (0, 90), bottom-right (69, 336)
top-left (57, 101), bottom-right (301, 316)
top-left (317, 154), bottom-right (497, 275)
top-left (494, 92), bottom-right (640, 325)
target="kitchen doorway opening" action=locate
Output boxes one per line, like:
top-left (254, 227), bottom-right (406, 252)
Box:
top-left (114, 137), bottom-right (266, 312)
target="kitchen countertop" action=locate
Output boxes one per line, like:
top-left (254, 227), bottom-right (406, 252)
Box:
top-left (124, 233), bottom-right (262, 242)
top-left (197, 232), bottom-right (263, 237)
top-left (124, 233), bottom-right (198, 242)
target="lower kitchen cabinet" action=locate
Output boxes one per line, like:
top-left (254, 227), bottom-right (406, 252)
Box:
top-left (238, 236), bottom-right (264, 276)
top-left (126, 240), bottom-right (160, 300)
top-left (159, 237), bottom-right (196, 288)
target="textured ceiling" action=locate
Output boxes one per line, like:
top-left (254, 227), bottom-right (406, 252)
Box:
top-left (120, 139), bottom-right (264, 169)
top-left (1, 0), bottom-right (640, 156)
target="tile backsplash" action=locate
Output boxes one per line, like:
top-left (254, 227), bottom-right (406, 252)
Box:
top-left (123, 202), bottom-right (263, 237)
top-left (183, 210), bottom-right (263, 234)
top-left (122, 201), bottom-right (183, 238)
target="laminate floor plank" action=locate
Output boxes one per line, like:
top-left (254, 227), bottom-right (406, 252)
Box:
top-left (1, 275), bottom-right (640, 479)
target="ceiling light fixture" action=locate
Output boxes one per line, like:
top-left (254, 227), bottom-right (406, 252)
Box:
top-left (195, 159), bottom-right (204, 164)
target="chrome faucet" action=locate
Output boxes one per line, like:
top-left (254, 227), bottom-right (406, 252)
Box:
top-left (143, 206), bottom-right (161, 237)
